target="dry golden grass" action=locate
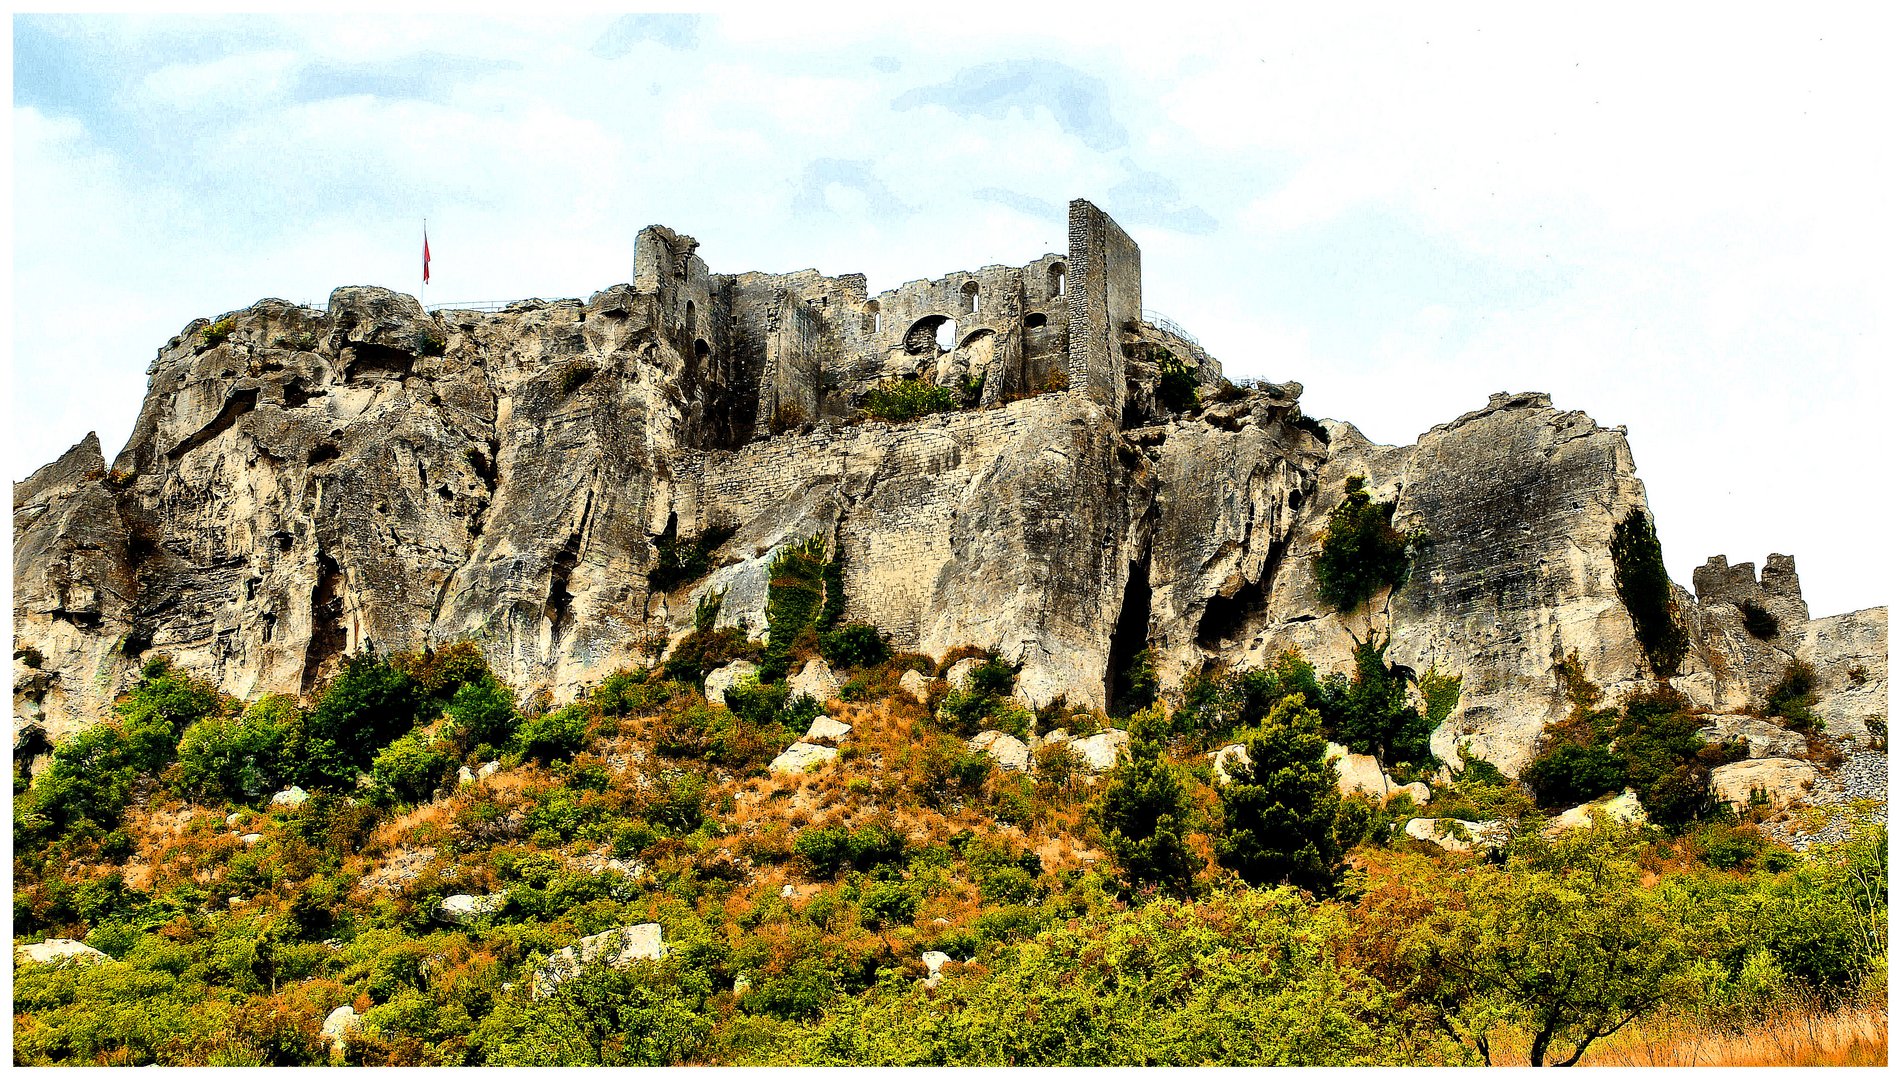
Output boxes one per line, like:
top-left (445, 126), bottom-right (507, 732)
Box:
top-left (1485, 998), bottom-right (1887, 1067)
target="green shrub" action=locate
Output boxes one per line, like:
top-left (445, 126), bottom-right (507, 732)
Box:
top-left (1610, 510), bottom-right (1689, 676)
top-left (663, 593), bottom-right (761, 687)
top-left (1520, 741), bottom-right (1627, 808)
top-left (860, 880), bottom-right (921, 928)
top-left (445, 674), bottom-right (518, 751)
top-left (1764, 659), bottom-right (1819, 730)
top-left (174, 694), bottom-right (303, 804)
top-left (476, 957), bottom-right (711, 1065)
top-left (516, 704), bottom-right (592, 764)
top-left (861, 378), bottom-right (956, 421)
top-left (1155, 357), bottom-right (1200, 412)
top-left (367, 734), bottom-right (454, 807)
top-left (818, 623), bottom-right (888, 669)
top-left (1332, 633), bottom-right (1434, 769)
top-left (1314, 476), bottom-right (1414, 612)
top-left (201, 316), bottom-right (237, 348)
top-left (303, 651), bottom-right (435, 787)
top-left (794, 823), bottom-right (907, 877)
top-left (648, 520), bottom-right (737, 593)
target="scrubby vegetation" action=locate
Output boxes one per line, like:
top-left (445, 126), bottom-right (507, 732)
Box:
top-left (860, 378), bottom-right (956, 422)
top-left (12, 630), bottom-right (1885, 1066)
top-left (1314, 475), bottom-right (1416, 612)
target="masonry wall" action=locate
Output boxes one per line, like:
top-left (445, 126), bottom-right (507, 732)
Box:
top-left (1065, 198), bottom-right (1140, 419)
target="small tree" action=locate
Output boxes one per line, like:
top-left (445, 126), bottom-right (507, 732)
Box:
top-left (1094, 717), bottom-right (1202, 897)
top-left (1216, 695), bottom-right (1343, 894)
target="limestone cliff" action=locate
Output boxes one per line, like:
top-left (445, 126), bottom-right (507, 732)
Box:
top-left (12, 204), bottom-right (1886, 779)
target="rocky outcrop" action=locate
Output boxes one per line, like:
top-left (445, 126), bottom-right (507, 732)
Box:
top-left (1711, 758), bottom-right (1820, 811)
top-left (531, 923), bottom-right (666, 998)
top-left (770, 742), bottom-right (837, 775)
top-left (968, 730), bottom-right (1031, 772)
top-left (13, 254), bottom-right (1886, 798)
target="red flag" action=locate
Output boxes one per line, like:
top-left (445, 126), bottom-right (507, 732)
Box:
top-left (423, 228), bottom-right (432, 284)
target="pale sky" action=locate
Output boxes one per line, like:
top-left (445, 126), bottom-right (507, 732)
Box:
top-left (10, 8), bottom-right (1895, 617)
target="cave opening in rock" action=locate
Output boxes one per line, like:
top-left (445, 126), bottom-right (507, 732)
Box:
top-left (1105, 552), bottom-right (1154, 718)
top-left (1196, 574), bottom-right (1269, 650)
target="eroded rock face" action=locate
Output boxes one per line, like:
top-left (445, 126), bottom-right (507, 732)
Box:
top-left (532, 923), bottom-right (665, 998)
top-left (13, 274), bottom-right (1884, 797)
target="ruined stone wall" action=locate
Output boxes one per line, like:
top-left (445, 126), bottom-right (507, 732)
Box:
top-left (1066, 198), bottom-right (1140, 418)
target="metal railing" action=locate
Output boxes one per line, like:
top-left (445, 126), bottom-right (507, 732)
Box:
top-left (1141, 309), bottom-right (1201, 348)
top-left (424, 301), bottom-right (511, 313)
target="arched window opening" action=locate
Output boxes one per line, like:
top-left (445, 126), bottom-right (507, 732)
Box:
top-left (1024, 312), bottom-right (1048, 330)
top-left (903, 315), bottom-right (956, 355)
top-left (694, 339), bottom-right (711, 361)
top-left (961, 281), bottom-right (979, 314)
top-left (863, 300), bottom-right (881, 335)
top-left (1049, 263), bottom-right (1066, 298)
top-left (685, 299), bottom-right (697, 334)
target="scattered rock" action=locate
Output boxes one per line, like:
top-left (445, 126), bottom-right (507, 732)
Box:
top-left (1069, 729), bottom-right (1131, 772)
top-left (226, 812), bottom-right (244, 828)
top-left (921, 950), bottom-right (953, 987)
top-left (898, 669), bottom-right (930, 704)
top-left (270, 785), bottom-right (309, 808)
top-left (770, 742), bottom-right (838, 775)
top-left (780, 884), bottom-right (796, 899)
top-left (239, 833), bottom-right (263, 846)
top-left (321, 1005), bottom-right (360, 1050)
top-left (1404, 817), bottom-right (1508, 852)
top-left (704, 660), bottom-right (759, 707)
top-left (804, 714), bottom-right (852, 745)
top-left (457, 765), bottom-right (477, 786)
top-left (968, 730), bottom-right (1031, 772)
top-left (532, 924), bottom-right (667, 998)
top-left (1711, 757), bottom-right (1821, 810)
top-left (438, 893), bottom-right (507, 924)
top-left (944, 658), bottom-right (983, 692)
top-left (1548, 788), bottom-right (1648, 833)
top-left (1325, 742), bottom-right (1392, 800)
top-left (1392, 781), bottom-right (1433, 806)
top-left (14, 939), bottom-right (110, 966)
top-left (1696, 715), bottom-right (1807, 759)
top-left (733, 974), bottom-right (752, 997)
top-left (1032, 728), bottom-right (1071, 750)
top-left (479, 760), bottom-right (501, 779)
top-left (789, 658), bottom-right (842, 702)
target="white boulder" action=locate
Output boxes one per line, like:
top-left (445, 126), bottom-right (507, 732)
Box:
top-left (457, 765), bottom-right (477, 786)
top-left (438, 892), bottom-right (507, 924)
top-left (532, 923), bottom-right (666, 998)
top-left (239, 833), bottom-right (263, 846)
top-left (944, 658), bottom-right (984, 692)
top-left (1392, 781), bottom-right (1433, 806)
top-left (921, 950), bottom-right (953, 987)
top-left (1070, 729), bottom-right (1132, 772)
top-left (704, 660), bottom-right (759, 706)
top-left (804, 714), bottom-right (852, 745)
top-left (14, 939), bottom-right (110, 966)
top-left (321, 1005), bottom-right (360, 1050)
top-left (968, 730), bottom-right (1032, 772)
top-left (770, 742), bottom-right (839, 775)
top-left (789, 658), bottom-right (842, 702)
top-left (1404, 817), bottom-right (1509, 852)
top-left (1696, 715), bottom-right (1807, 759)
top-left (479, 760), bottom-right (501, 779)
top-left (270, 786), bottom-right (309, 808)
top-left (898, 669), bottom-right (931, 704)
top-left (1547, 788), bottom-right (1648, 833)
top-left (1711, 758), bottom-right (1820, 810)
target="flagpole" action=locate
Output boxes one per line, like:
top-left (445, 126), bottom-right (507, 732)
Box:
top-left (421, 218), bottom-right (428, 309)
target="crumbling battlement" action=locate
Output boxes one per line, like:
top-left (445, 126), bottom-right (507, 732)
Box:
top-left (638, 197), bottom-right (1166, 442)
top-left (1694, 553), bottom-right (1810, 624)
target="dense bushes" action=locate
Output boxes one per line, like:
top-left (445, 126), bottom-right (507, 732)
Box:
top-left (1314, 476), bottom-right (1415, 612)
top-left (648, 519), bottom-right (737, 593)
top-left (175, 695), bottom-right (303, 805)
top-left (1519, 660), bottom-right (1741, 827)
top-left (860, 378), bottom-right (956, 422)
top-left (1764, 659), bottom-right (1819, 730)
